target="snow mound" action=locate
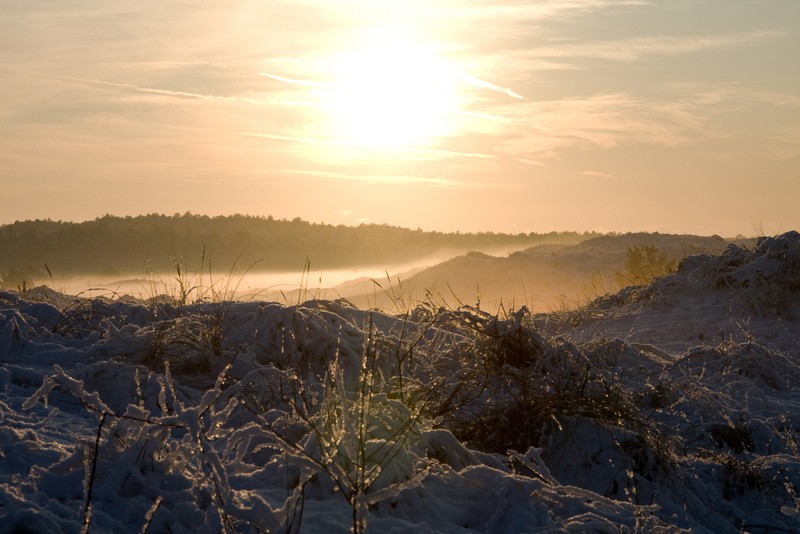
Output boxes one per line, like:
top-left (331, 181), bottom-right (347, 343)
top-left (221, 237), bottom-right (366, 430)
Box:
top-left (545, 232), bottom-right (800, 354)
top-left (672, 231), bottom-right (800, 318)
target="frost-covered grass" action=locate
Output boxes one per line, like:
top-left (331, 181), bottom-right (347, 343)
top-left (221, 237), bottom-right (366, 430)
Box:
top-left (1, 232), bottom-right (800, 533)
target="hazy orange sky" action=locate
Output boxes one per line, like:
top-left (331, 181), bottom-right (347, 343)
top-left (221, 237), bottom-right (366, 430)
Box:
top-left (2, 1), bottom-right (798, 236)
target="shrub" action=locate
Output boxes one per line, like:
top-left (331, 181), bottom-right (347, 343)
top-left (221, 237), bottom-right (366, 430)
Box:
top-left (615, 245), bottom-right (678, 287)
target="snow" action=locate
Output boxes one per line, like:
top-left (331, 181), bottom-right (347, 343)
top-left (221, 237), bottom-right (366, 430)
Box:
top-left (1, 232), bottom-right (800, 533)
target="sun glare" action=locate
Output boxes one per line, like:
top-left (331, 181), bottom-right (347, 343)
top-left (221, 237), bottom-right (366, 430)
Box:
top-left (322, 37), bottom-right (463, 151)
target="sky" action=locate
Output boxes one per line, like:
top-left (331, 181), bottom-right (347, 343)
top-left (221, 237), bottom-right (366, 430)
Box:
top-left (2, 1), bottom-right (799, 236)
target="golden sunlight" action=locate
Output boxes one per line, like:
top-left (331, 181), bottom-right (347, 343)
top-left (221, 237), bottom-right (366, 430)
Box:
top-left (322, 36), bottom-right (463, 150)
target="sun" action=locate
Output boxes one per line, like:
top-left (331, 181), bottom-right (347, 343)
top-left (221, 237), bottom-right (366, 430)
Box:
top-left (322, 37), bottom-right (463, 151)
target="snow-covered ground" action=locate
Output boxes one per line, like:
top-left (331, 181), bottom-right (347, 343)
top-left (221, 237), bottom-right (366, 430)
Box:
top-left (1, 233), bottom-right (799, 533)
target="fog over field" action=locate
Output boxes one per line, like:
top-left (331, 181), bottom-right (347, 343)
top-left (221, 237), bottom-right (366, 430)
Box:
top-left (8, 228), bottom-right (730, 313)
top-left (49, 257), bottom-right (439, 306)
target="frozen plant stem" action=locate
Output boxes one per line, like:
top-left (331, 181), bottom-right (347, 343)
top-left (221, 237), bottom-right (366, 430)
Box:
top-left (82, 411), bottom-right (107, 534)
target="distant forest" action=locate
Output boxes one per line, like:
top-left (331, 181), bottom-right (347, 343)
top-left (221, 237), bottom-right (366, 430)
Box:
top-left (0, 214), bottom-right (596, 288)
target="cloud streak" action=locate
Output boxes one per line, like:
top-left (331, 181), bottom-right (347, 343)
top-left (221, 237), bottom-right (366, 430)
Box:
top-left (483, 90), bottom-right (721, 164)
top-left (464, 76), bottom-right (525, 100)
top-left (528, 29), bottom-right (785, 63)
top-left (267, 168), bottom-right (523, 190)
top-left (242, 132), bottom-right (498, 161)
top-left (273, 168), bottom-right (460, 187)
top-left (579, 170), bottom-right (618, 180)
top-left (259, 72), bottom-right (325, 87)
top-left (47, 74), bottom-right (261, 103)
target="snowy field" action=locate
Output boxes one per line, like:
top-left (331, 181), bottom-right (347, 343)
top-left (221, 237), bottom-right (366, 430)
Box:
top-left (1, 232), bottom-right (799, 533)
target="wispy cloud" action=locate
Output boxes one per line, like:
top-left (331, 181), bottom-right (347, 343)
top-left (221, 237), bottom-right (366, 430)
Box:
top-left (280, 0), bottom-right (650, 22)
top-left (259, 72), bottom-right (325, 87)
top-left (426, 0), bottom-right (651, 23)
top-left (464, 76), bottom-right (525, 100)
top-left (529, 29), bottom-right (785, 62)
top-left (400, 146), bottom-right (498, 161)
top-left (485, 91), bottom-right (719, 163)
top-left (268, 168), bottom-right (523, 190)
top-left (243, 131), bottom-right (498, 161)
top-left (48, 74), bottom-right (260, 103)
top-left (274, 168), bottom-right (460, 187)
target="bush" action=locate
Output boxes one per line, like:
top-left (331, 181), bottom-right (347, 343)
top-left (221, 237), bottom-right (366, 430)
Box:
top-left (615, 245), bottom-right (678, 287)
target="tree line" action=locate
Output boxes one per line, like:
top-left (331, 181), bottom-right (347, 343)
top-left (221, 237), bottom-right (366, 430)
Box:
top-left (0, 213), bottom-right (595, 289)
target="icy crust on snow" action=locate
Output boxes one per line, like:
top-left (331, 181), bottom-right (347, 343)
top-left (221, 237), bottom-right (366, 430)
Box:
top-left (1, 234), bottom-right (799, 533)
